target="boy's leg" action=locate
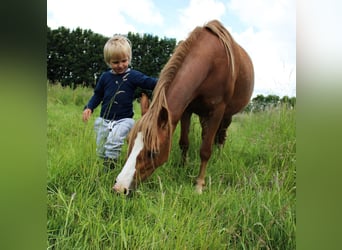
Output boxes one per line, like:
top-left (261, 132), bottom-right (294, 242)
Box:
top-left (94, 117), bottom-right (109, 159)
top-left (104, 118), bottom-right (135, 165)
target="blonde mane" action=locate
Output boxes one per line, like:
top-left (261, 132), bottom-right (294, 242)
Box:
top-left (127, 20), bottom-right (235, 154)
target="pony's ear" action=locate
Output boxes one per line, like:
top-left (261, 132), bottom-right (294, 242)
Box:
top-left (157, 106), bottom-right (169, 129)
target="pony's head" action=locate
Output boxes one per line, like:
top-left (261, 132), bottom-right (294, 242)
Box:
top-left (113, 100), bottom-right (172, 195)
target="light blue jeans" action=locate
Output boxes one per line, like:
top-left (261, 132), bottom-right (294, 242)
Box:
top-left (94, 117), bottom-right (135, 160)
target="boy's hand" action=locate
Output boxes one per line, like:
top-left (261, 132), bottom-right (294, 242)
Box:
top-left (82, 108), bottom-right (92, 122)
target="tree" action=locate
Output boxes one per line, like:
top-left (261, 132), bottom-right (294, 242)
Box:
top-left (47, 26), bottom-right (109, 87)
top-left (265, 94), bottom-right (280, 108)
top-left (244, 94), bottom-right (296, 112)
top-left (280, 96), bottom-right (296, 108)
top-left (251, 94), bottom-right (266, 112)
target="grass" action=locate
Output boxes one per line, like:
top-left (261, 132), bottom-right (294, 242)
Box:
top-left (47, 83), bottom-right (296, 249)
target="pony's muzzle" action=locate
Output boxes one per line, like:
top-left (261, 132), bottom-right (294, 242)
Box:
top-left (112, 182), bottom-right (130, 195)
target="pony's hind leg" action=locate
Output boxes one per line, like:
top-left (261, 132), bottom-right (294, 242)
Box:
top-left (179, 111), bottom-right (191, 166)
top-left (215, 115), bottom-right (232, 146)
top-left (196, 107), bottom-right (225, 193)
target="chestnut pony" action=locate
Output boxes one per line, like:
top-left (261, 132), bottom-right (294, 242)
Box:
top-left (113, 20), bottom-right (254, 195)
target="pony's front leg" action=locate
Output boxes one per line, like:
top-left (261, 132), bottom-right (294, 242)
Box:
top-left (179, 112), bottom-right (191, 166)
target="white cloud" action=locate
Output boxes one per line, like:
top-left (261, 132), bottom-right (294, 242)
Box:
top-left (179, 0), bottom-right (226, 29)
top-left (165, 0), bottom-right (226, 41)
top-left (233, 27), bottom-right (295, 97)
top-left (228, 0), bottom-right (295, 30)
top-left (227, 0), bottom-right (296, 97)
top-left (118, 0), bottom-right (164, 25)
top-left (47, 0), bottom-right (163, 37)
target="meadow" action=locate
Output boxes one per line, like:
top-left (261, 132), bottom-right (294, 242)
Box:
top-left (47, 84), bottom-right (296, 249)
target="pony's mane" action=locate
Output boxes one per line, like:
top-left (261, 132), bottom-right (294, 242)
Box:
top-left (127, 20), bottom-right (234, 154)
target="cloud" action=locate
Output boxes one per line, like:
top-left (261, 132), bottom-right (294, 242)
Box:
top-left (179, 0), bottom-right (226, 29)
top-left (227, 0), bottom-right (296, 97)
top-left (228, 0), bottom-right (293, 28)
top-left (165, 0), bottom-right (226, 41)
top-left (233, 27), bottom-right (295, 97)
top-left (47, 0), bottom-right (163, 37)
top-left (228, 0), bottom-right (295, 60)
top-left (118, 0), bottom-right (164, 25)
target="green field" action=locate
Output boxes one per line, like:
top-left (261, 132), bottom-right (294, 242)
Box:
top-left (47, 84), bottom-right (296, 249)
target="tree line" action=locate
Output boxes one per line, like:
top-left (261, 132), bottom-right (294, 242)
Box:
top-left (47, 26), bottom-right (176, 90)
top-left (244, 94), bottom-right (296, 112)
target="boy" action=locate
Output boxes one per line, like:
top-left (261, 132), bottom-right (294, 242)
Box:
top-left (83, 35), bottom-right (157, 170)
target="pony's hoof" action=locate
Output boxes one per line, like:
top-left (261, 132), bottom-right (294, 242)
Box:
top-left (195, 185), bottom-right (203, 194)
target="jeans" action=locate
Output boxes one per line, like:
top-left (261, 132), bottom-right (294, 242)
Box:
top-left (94, 117), bottom-right (135, 160)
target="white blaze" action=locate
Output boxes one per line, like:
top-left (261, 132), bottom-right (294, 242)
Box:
top-left (115, 132), bottom-right (144, 190)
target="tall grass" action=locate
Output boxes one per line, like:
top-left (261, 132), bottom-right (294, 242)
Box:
top-left (47, 84), bottom-right (296, 249)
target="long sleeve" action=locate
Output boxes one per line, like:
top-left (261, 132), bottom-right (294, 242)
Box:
top-left (84, 74), bottom-right (105, 112)
top-left (130, 70), bottom-right (158, 90)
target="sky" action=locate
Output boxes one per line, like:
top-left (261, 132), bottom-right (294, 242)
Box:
top-left (47, 0), bottom-right (296, 97)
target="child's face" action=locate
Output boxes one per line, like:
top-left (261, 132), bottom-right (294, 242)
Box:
top-left (109, 56), bottom-right (129, 74)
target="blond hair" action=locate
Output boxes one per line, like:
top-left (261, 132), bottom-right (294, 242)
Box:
top-left (103, 35), bottom-right (132, 67)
